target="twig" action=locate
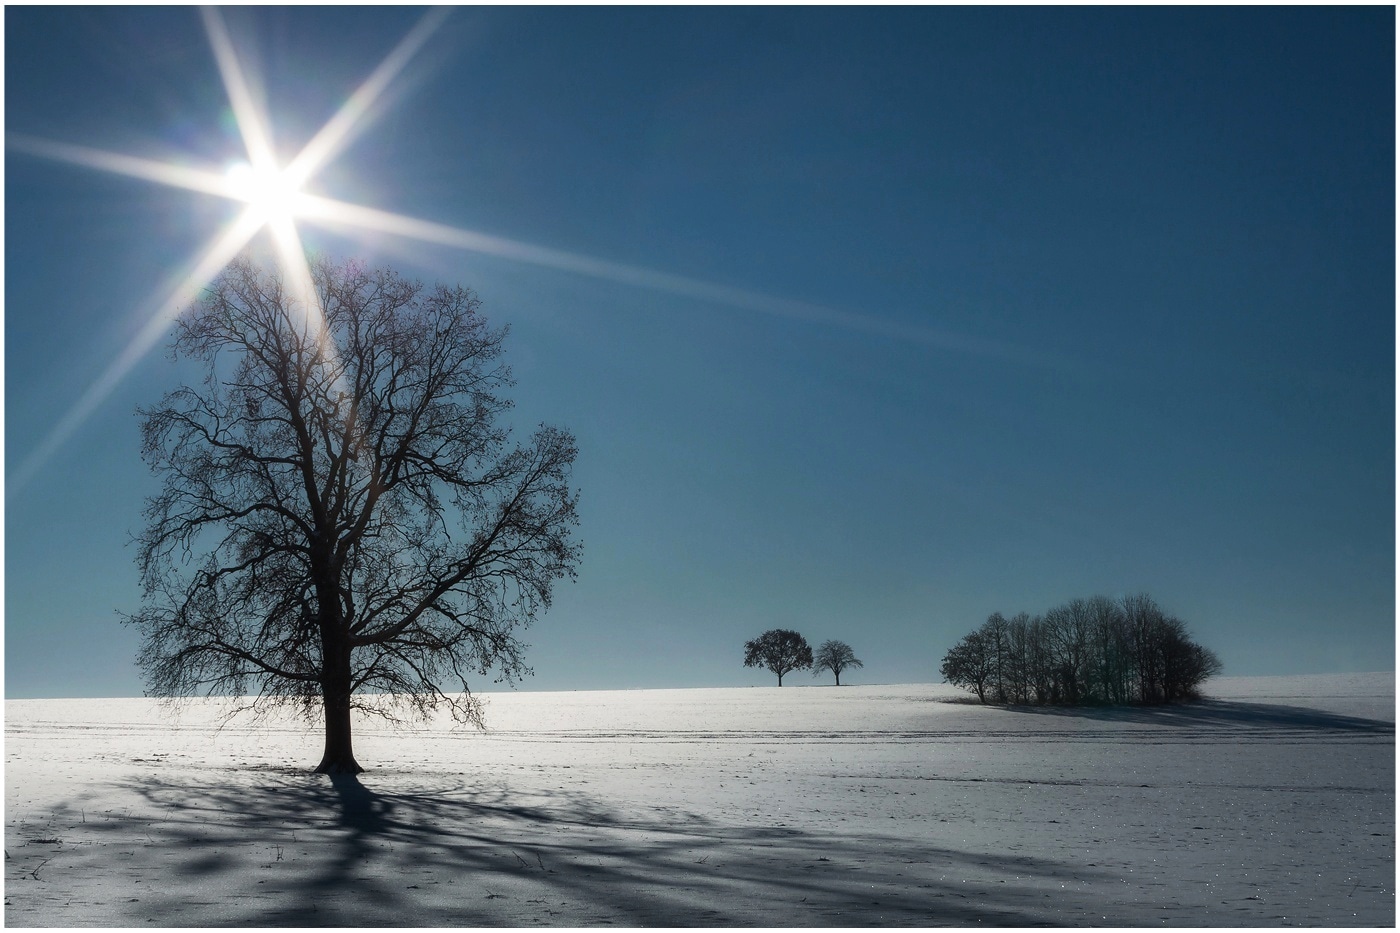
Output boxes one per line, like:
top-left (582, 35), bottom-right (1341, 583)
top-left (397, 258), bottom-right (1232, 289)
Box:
top-left (30, 857), bottom-right (53, 881)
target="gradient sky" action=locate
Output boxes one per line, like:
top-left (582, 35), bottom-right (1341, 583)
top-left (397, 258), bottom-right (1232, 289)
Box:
top-left (5, 6), bottom-right (1394, 699)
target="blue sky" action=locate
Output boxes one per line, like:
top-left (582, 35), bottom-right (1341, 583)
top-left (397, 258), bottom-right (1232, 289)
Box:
top-left (5, 6), bottom-right (1394, 698)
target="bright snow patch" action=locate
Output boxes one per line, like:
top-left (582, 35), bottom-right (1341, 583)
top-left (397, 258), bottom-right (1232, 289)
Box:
top-left (5, 673), bottom-right (1394, 926)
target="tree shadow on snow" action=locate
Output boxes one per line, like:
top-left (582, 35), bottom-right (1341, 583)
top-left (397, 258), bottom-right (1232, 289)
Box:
top-left (49, 768), bottom-right (1113, 927)
top-left (998, 698), bottom-right (1394, 736)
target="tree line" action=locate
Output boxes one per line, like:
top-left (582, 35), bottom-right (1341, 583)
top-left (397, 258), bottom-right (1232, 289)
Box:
top-left (940, 594), bottom-right (1221, 706)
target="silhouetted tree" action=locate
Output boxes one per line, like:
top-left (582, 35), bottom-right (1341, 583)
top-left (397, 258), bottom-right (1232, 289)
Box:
top-left (812, 639), bottom-right (863, 686)
top-left (1004, 612), bottom-right (1034, 704)
top-left (939, 629), bottom-right (994, 702)
top-left (940, 594), bottom-right (1219, 707)
top-left (126, 256), bottom-right (581, 774)
top-left (1121, 592), bottom-right (1166, 703)
top-left (1160, 616), bottom-right (1223, 701)
top-left (1086, 595), bottom-right (1129, 705)
top-left (743, 629), bottom-right (813, 686)
top-left (980, 612), bottom-right (1012, 703)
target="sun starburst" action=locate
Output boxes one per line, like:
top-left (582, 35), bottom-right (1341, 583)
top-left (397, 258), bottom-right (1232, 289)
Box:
top-left (9, 6), bottom-right (1051, 492)
top-left (8, 7), bottom-right (447, 489)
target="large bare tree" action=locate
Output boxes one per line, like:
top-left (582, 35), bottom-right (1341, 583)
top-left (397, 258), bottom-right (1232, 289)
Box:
top-left (127, 256), bottom-right (581, 773)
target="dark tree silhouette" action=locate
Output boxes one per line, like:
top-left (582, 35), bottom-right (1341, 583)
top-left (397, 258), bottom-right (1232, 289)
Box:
top-left (126, 256), bottom-right (581, 773)
top-left (939, 630), bottom-right (994, 702)
top-left (939, 594), bottom-right (1220, 706)
top-left (812, 639), bottom-right (863, 686)
top-left (743, 629), bottom-right (813, 686)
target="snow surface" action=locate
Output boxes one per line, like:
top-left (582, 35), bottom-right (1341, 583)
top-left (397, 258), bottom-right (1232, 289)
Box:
top-left (5, 673), bottom-right (1394, 926)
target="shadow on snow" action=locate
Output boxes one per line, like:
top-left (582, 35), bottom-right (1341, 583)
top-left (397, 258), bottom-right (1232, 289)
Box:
top-left (35, 769), bottom-right (1110, 927)
top-left (997, 699), bottom-right (1394, 736)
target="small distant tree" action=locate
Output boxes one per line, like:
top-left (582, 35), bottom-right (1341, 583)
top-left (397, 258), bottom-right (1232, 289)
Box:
top-left (743, 629), bottom-right (812, 686)
top-left (812, 639), bottom-right (863, 686)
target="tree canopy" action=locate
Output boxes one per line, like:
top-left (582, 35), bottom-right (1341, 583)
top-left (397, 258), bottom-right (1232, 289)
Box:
top-left (126, 256), bottom-right (581, 772)
top-left (743, 629), bottom-right (813, 686)
top-left (812, 639), bottom-right (863, 686)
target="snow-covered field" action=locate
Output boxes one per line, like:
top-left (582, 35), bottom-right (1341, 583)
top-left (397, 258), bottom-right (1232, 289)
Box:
top-left (5, 673), bottom-right (1394, 926)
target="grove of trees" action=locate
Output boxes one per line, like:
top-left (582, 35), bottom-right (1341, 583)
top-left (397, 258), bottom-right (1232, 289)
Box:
top-left (939, 594), bottom-right (1221, 706)
top-left (126, 257), bottom-right (581, 773)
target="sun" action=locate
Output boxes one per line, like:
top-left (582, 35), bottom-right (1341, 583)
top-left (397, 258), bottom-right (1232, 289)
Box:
top-left (225, 161), bottom-right (303, 224)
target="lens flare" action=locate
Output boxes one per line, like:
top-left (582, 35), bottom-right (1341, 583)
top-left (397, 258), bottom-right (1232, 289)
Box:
top-left (8, 6), bottom-right (1058, 495)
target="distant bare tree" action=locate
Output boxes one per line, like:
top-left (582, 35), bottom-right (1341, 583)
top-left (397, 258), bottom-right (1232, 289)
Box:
top-left (1004, 612), bottom-right (1034, 704)
top-left (1086, 595), bottom-right (1129, 705)
top-left (743, 629), bottom-right (813, 686)
top-left (939, 629), bottom-right (994, 703)
top-left (980, 612), bottom-right (1012, 703)
top-left (1159, 615), bottom-right (1223, 701)
top-left (126, 256), bottom-right (581, 773)
top-left (812, 639), bottom-right (863, 686)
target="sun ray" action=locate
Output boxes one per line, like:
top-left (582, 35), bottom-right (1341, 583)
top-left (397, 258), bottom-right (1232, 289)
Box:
top-left (10, 206), bottom-right (269, 491)
top-left (284, 7), bottom-right (452, 191)
top-left (265, 213), bottom-right (324, 350)
top-left (296, 194), bottom-right (1063, 367)
top-left (200, 7), bottom-right (279, 175)
top-left (6, 134), bottom-right (239, 200)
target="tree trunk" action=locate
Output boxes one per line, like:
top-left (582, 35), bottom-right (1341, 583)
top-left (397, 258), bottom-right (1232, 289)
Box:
top-left (835, 671), bottom-right (841, 686)
top-left (777, 672), bottom-right (783, 686)
top-left (315, 637), bottom-right (363, 774)
top-left (316, 686), bottom-right (363, 774)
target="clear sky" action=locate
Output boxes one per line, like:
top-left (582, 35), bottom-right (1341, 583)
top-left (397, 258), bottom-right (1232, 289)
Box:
top-left (5, 6), bottom-right (1394, 699)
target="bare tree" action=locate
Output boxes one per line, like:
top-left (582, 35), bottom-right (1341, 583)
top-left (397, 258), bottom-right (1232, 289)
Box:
top-left (1086, 595), bottom-right (1128, 704)
top-left (126, 256), bottom-right (581, 773)
top-left (812, 639), bottom-right (863, 686)
top-left (743, 629), bottom-right (813, 686)
top-left (979, 612), bottom-right (1011, 703)
top-left (1159, 615), bottom-right (1223, 701)
top-left (939, 629), bottom-right (994, 702)
top-left (1121, 593), bottom-right (1167, 703)
top-left (1004, 612), bottom-right (1033, 704)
